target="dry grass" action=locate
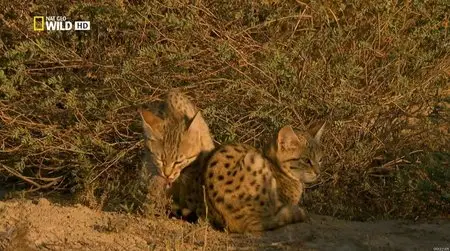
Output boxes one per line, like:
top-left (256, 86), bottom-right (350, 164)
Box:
top-left (0, 0), bottom-right (449, 221)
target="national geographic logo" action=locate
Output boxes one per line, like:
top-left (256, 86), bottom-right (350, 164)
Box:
top-left (33, 16), bottom-right (90, 31)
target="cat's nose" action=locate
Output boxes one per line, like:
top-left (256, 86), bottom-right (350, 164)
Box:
top-left (168, 171), bottom-right (180, 181)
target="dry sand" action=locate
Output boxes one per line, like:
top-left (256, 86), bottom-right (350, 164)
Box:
top-left (0, 198), bottom-right (448, 251)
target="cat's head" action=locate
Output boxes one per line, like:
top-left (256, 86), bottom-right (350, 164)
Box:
top-left (265, 121), bottom-right (326, 184)
top-left (139, 106), bottom-right (214, 186)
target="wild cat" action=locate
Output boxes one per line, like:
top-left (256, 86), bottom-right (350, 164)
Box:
top-left (138, 90), bottom-right (326, 233)
top-left (138, 90), bottom-right (215, 216)
top-left (202, 122), bottom-right (325, 233)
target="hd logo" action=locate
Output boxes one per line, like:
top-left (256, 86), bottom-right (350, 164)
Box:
top-left (33, 16), bottom-right (90, 31)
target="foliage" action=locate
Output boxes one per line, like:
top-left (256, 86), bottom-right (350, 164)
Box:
top-left (0, 0), bottom-right (448, 220)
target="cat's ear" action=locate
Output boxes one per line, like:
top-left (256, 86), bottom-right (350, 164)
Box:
top-left (139, 108), bottom-right (164, 140)
top-left (307, 121), bottom-right (326, 143)
top-left (166, 90), bottom-right (197, 120)
top-left (277, 125), bottom-right (306, 151)
top-left (185, 111), bottom-right (214, 149)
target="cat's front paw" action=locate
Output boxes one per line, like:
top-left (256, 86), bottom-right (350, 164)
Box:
top-left (292, 205), bottom-right (307, 223)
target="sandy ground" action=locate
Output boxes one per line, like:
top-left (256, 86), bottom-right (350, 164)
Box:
top-left (0, 198), bottom-right (448, 251)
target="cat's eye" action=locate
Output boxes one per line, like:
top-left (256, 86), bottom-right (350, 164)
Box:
top-left (188, 155), bottom-right (198, 161)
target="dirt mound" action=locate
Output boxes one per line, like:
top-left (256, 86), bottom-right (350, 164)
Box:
top-left (0, 199), bottom-right (448, 250)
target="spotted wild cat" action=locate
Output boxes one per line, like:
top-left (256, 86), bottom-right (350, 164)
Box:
top-left (202, 122), bottom-right (325, 233)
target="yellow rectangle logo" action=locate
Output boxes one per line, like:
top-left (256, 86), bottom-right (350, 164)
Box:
top-left (33, 16), bottom-right (45, 31)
